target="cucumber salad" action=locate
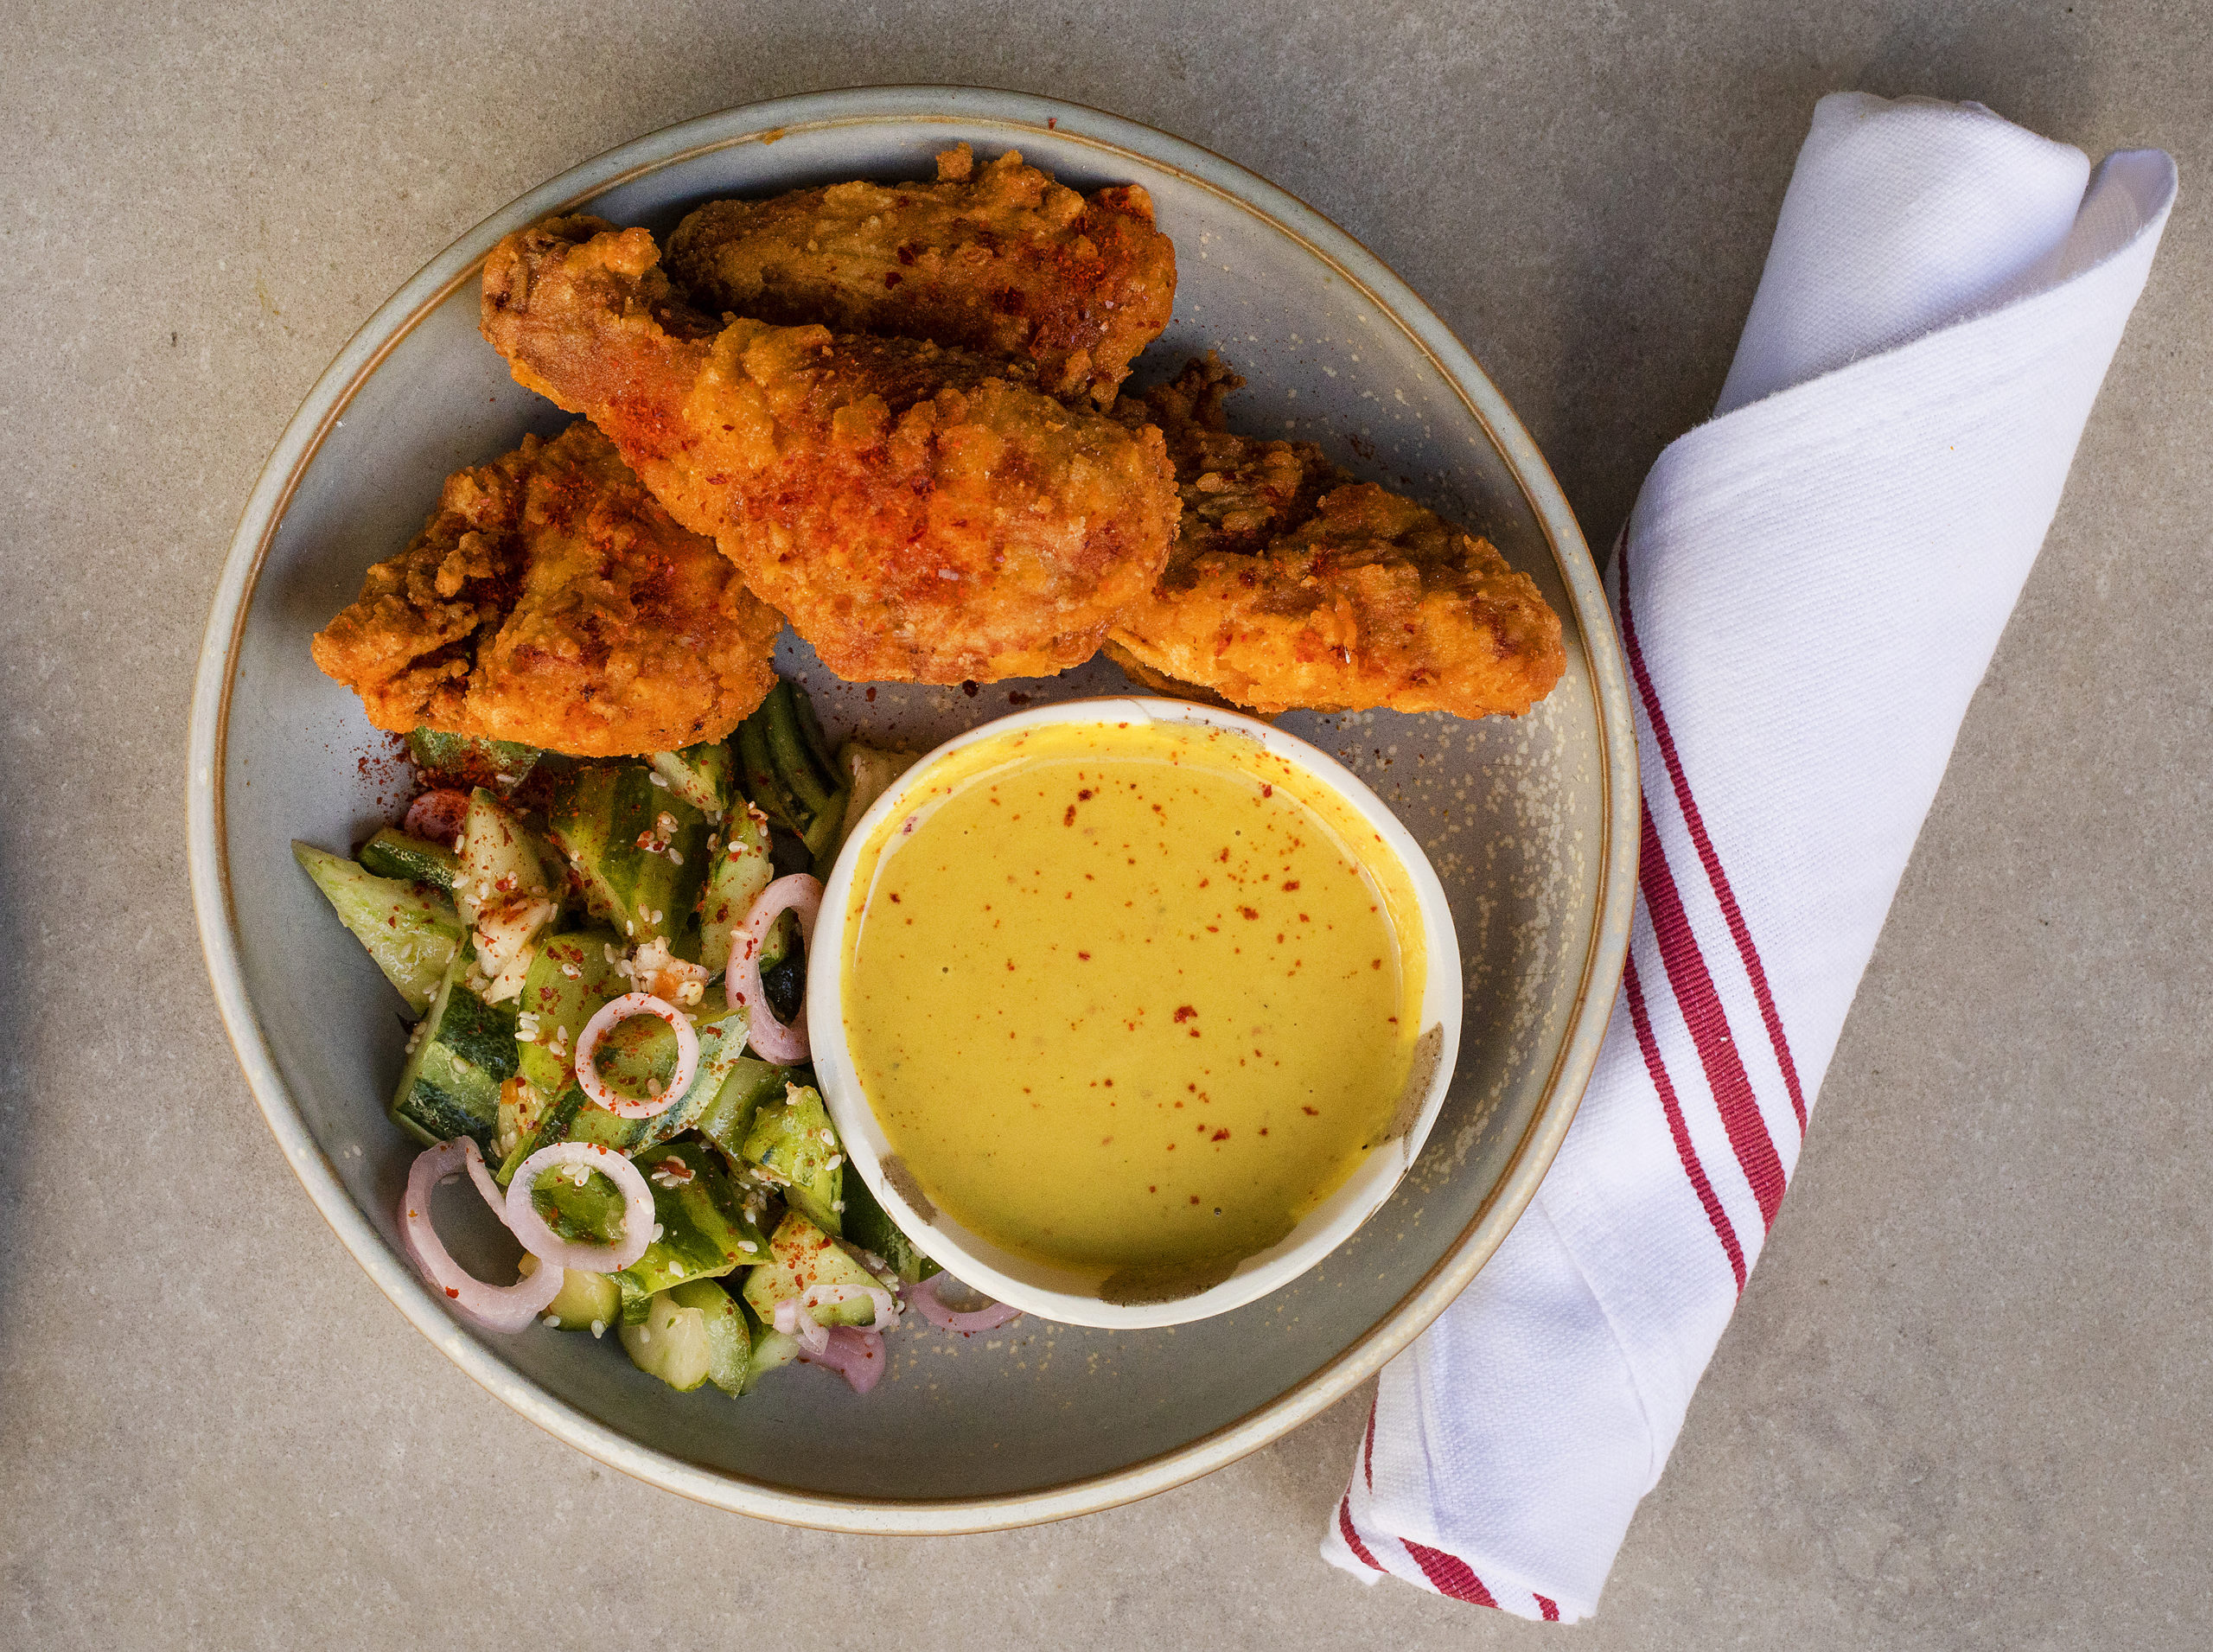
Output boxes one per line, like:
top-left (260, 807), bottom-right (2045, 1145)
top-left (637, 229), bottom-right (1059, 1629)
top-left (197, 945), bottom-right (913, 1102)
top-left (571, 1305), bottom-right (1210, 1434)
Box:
top-left (297, 679), bottom-right (1017, 1400)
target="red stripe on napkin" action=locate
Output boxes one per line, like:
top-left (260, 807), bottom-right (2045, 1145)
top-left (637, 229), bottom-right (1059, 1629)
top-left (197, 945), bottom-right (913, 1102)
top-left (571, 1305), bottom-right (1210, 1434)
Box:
top-left (1637, 809), bottom-right (1786, 1227)
top-left (1362, 1395), bottom-right (1377, 1489)
top-left (1337, 1496), bottom-right (1384, 1572)
top-left (1402, 1539), bottom-right (1499, 1607)
top-left (1619, 537), bottom-right (1809, 1131)
top-left (1535, 1594), bottom-right (1562, 1622)
top-left (1624, 956), bottom-right (1747, 1288)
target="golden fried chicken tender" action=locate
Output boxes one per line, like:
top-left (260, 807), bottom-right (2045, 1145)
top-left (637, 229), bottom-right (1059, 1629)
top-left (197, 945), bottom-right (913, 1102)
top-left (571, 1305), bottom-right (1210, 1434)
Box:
top-left (1104, 356), bottom-right (1566, 719)
top-left (666, 144), bottom-right (1175, 407)
top-left (310, 421), bottom-right (781, 756)
top-left (481, 215), bottom-right (1178, 686)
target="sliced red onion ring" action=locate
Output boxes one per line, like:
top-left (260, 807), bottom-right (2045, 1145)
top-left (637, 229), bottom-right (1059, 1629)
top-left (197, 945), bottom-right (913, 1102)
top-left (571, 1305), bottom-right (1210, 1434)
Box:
top-left (574, 992), bottom-right (698, 1118)
top-left (903, 1272), bottom-right (1023, 1334)
top-left (800, 1326), bottom-right (887, 1395)
top-left (504, 1140), bottom-right (657, 1272)
top-left (772, 1297), bottom-right (832, 1356)
top-left (405, 788), bottom-right (469, 848)
top-left (399, 1139), bottom-right (564, 1334)
top-left (727, 874), bottom-right (821, 1062)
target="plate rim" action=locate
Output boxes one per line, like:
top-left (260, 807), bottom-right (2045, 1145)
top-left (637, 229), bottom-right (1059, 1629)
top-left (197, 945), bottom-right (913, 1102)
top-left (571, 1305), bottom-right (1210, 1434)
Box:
top-left (186, 83), bottom-right (1640, 1534)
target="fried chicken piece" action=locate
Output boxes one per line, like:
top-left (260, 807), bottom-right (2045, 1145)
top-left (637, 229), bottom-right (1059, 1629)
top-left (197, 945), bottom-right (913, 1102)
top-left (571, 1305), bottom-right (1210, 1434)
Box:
top-left (1104, 356), bottom-right (1566, 719)
top-left (481, 214), bottom-right (1178, 686)
top-left (310, 421), bottom-right (781, 756)
top-left (665, 144), bottom-right (1175, 406)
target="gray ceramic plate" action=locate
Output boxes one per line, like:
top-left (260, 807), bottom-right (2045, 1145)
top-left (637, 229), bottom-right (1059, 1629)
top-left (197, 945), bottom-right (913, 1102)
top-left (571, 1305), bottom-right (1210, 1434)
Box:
top-left (188, 86), bottom-right (1637, 1533)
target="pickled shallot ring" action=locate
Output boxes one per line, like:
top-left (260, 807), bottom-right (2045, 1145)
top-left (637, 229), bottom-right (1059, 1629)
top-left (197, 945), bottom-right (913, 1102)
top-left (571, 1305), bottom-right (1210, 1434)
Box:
top-left (575, 992), bottom-right (698, 1118)
top-left (505, 1140), bottom-right (658, 1272)
top-left (904, 1272), bottom-right (1023, 1334)
top-left (729, 874), bottom-right (821, 1062)
top-left (400, 1139), bottom-right (564, 1334)
top-left (802, 1326), bottom-right (887, 1395)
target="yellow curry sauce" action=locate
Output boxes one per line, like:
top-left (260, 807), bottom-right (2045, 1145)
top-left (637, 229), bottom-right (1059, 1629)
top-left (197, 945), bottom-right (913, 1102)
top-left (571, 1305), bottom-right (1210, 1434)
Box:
top-left (839, 719), bottom-right (1425, 1291)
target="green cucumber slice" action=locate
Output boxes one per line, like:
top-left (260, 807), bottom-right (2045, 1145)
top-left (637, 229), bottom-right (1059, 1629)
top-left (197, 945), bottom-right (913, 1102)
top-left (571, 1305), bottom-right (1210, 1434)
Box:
top-left (741, 1210), bottom-right (885, 1330)
top-left (520, 1254), bottom-right (621, 1334)
top-left (741, 1083), bottom-right (844, 1234)
top-left (613, 1143), bottom-right (771, 1319)
top-left (698, 806), bottom-right (774, 977)
top-left (694, 1057), bottom-right (791, 1161)
top-left (406, 729), bottom-right (541, 793)
top-left (619, 1289), bottom-right (713, 1392)
top-left (666, 1278), bottom-right (750, 1396)
top-left (737, 1296), bottom-right (800, 1393)
top-left (842, 1170), bottom-right (940, 1285)
top-left (293, 841), bottom-right (464, 1014)
top-left (546, 764), bottom-right (707, 946)
top-left (357, 827), bottom-right (461, 890)
top-left (389, 957), bottom-right (517, 1148)
top-left (649, 743), bottom-right (737, 818)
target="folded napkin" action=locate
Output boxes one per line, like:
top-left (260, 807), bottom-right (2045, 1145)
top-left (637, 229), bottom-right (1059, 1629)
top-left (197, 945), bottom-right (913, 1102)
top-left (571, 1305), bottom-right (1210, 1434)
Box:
top-left (1322, 93), bottom-right (2176, 1621)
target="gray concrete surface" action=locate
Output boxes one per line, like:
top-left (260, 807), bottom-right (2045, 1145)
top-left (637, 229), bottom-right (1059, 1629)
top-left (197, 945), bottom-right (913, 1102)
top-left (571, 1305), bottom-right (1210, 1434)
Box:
top-left (5, 2), bottom-right (2209, 1646)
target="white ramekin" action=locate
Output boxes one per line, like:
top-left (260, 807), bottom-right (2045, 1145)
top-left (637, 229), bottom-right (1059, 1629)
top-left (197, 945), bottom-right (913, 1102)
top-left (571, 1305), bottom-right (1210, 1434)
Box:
top-left (807, 695), bottom-right (1463, 1329)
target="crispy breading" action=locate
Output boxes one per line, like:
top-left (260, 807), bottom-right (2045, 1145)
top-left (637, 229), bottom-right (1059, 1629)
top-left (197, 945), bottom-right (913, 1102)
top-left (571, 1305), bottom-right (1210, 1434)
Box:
top-left (665, 144), bottom-right (1175, 406)
top-left (1105, 356), bottom-right (1566, 719)
top-left (310, 420), bottom-right (781, 756)
top-left (480, 214), bottom-right (1179, 686)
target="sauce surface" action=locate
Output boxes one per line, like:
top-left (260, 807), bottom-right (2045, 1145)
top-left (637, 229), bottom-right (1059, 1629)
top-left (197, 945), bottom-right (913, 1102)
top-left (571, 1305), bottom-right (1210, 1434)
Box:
top-left (839, 719), bottom-right (1425, 1282)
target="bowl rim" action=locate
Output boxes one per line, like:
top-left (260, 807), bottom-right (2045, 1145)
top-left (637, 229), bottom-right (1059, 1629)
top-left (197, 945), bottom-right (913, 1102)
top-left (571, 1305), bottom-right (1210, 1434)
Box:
top-left (805, 694), bottom-right (1467, 1330)
top-left (186, 83), bottom-right (1640, 1534)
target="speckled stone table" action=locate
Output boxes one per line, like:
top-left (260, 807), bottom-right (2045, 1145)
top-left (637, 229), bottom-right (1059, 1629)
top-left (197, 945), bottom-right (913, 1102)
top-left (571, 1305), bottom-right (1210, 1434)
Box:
top-left (6, 3), bottom-right (2208, 1647)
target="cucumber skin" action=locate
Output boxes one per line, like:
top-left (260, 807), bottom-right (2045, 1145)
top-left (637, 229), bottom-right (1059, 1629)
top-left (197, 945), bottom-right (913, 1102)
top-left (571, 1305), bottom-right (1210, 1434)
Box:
top-left (546, 765), bottom-right (707, 946)
top-left (842, 1171), bottom-right (940, 1285)
top-left (737, 716), bottom-right (804, 832)
top-left (666, 1278), bottom-right (751, 1396)
top-left (406, 729), bottom-right (541, 792)
top-left (388, 959), bottom-right (515, 1150)
top-left (741, 1085), bottom-right (844, 1235)
top-left (292, 841), bottom-right (463, 1014)
top-left (698, 807), bottom-right (774, 978)
top-left (358, 828), bottom-right (461, 891)
top-left (514, 930), bottom-right (628, 1094)
top-left (614, 1143), bottom-right (770, 1320)
top-left (694, 1058), bottom-right (790, 1162)
top-left (649, 743), bottom-right (737, 818)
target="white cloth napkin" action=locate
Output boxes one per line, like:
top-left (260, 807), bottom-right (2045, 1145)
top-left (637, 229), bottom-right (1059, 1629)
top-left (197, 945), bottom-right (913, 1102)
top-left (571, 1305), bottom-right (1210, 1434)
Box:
top-left (1322, 93), bottom-right (2176, 1622)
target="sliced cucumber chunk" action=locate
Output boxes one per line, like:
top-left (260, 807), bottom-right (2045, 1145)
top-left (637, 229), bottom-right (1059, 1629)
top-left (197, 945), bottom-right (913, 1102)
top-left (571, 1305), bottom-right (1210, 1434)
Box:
top-left (649, 743), bottom-right (737, 818)
top-left (843, 1170), bottom-right (939, 1285)
top-left (357, 827), bottom-right (461, 891)
top-left (513, 929), bottom-right (627, 1094)
top-left (520, 1253), bottom-right (621, 1334)
top-left (546, 764), bottom-right (707, 947)
top-left (742, 1083), bottom-right (844, 1234)
top-left (407, 729), bottom-right (541, 793)
top-left (620, 1288), bottom-right (713, 1392)
top-left (613, 1142), bottom-right (771, 1320)
top-left (458, 789), bottom-right (558, 1003)
top-left (698, 805), bottom-right (774, 977)
top-left (737, 1296), bottom-right (800, 1393)
top-left (742, 1210), bottom-right (887, 1330)
top-left (693, 1057), bottom-right (791, 1161)
top-left (292, 841), bottom-right (464, 1014)
top-left (389, 956), bottom-right (518, 1148)
top-left (666, 1278), bottom-right (750, 1396)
